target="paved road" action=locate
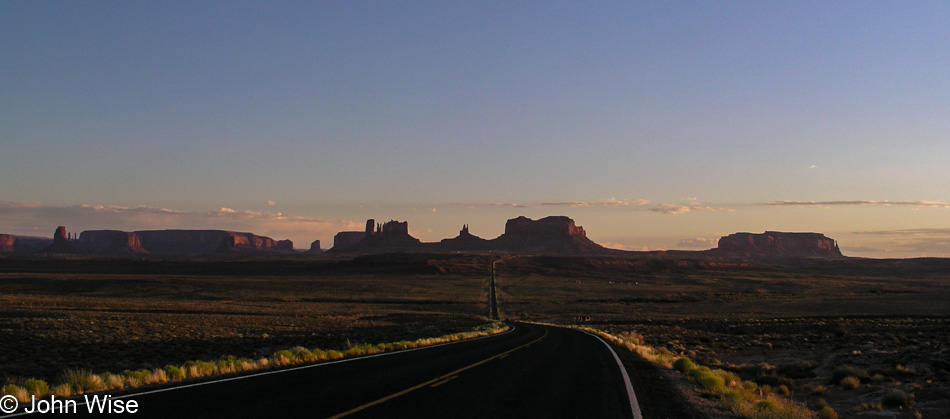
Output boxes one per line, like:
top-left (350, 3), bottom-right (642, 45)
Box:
top-left (5, 323), bottom-right (640, 418)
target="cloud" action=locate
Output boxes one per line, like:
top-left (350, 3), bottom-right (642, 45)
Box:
top-left (540, 198), bottom-right (649, 208)
top-left (601, 242), bottom-right (656, 251)
top-left (266, 200), bottom-right (276, 206)
top-left (0, 201), bottom-right (358, 249)
top-left (677, 237), bottom-right (719, 248)
top-left (853, 228), bottom-right (950, 236)
top-left (765, 200), bottom-right (950, 208)
top-left (451, 198), bottom-right (649, 209)
top-left (848, 228), bottom-right (950, 256)
top-left (650, 201), bottom-right (734, 215)
top-left (650, 204), bottom-right (691, 215)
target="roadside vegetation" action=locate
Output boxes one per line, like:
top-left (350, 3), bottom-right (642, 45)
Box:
top-left (1, 322), bottom-right (507, 402)
top-left (581, 326), bottom-right (821, 419)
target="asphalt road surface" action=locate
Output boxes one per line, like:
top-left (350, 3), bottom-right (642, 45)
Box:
top-left (4, 323), bottom-right (641, 418)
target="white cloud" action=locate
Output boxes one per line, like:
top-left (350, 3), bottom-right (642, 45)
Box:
top-left (650, 201), bottom-right (734, 215)
top-left (650, 204), bottom-right (691, 215)
top-left (540, 198), bottom-right (649, 208)
top-left (765, 200), bottom-right (950, 208)
top-left (450, 198), bottom-right (649, 209)
top-left (677, 237), bottom-right (719, 248)
top-left (267, 200), bottom-right (276, 206)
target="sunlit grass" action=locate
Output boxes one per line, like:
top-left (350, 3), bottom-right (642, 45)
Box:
top-left (16, 321), bottom-right (508, 402)
top-left (574, 325), bottom-right (816, 419)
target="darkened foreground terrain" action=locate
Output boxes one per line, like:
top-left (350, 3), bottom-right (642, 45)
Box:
top-left (1, 253), bottom-right (948, 418)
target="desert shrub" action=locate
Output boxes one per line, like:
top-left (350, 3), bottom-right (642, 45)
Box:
top-left (696, 370), bottom-right (726, 393)
top-left (23, 378), bottom-right (49, 398)
top-left (162, 365), bottom-right (184, 381)
top-left (60, 369), bottom-right (103, 394)
top-left (310, 348), bottom-right (328, 361)
top-left (673, 357), bottom-right (697, 374)
top-left (735, 362), bottom-right (776, 380)
top-left (146, 368), bottom-right (168, 384)
top-left (325, 350), bottom-right (344, 360)
top-left (818, 406), bottom-right (838, 419)
top-left (1, 384), bottom-right (29, 403)
top-left (689, 365), bottom-right (712, 379)
top-left (272, 349), bottom-right (298, 366)
top-left (291, 346), bottom-right (315, 362)
top-left (776, 384), bottom-right (791, 396)
top-left (124, 369), bottom-right (151, 385)
top-left (183, 361), bottom-right (216, 378)
top-left (851, 402), bottom-right (882, 413)
top-left (812, 385), bottom-right (827, 395)
top-left (831, 364), bottom-right (868, 384)
top-left (753, 399), bottom-right (781, 417)
top-left (840, 376), bottom-right (861, 389)
top-left (51, 383), bottom-right (72, 398)
top-left (100, 372), bottom-right (124, 390)
top-left (778, 360), bottom-right (817, 379)
top-left (754, 374), bottom-right (795, 390)
top-left (881, 389), bottom-right (911, 407)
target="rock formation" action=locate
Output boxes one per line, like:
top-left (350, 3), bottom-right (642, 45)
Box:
top-left (43, 226), bottom-right (77, 253)
top-left (439, 224), bottom-right (491, 251)
top-left (77, 230), bottom-right (148, 254)
top-left (308, 239), bottom-right (323, 253)
top-left (490, 216), bottom-right (611, 254)
top-left (710, 231), bottom-right (843, 258)
top-left (132, 230), bottom-right (291, 254)
top-left (0, 234), bottom-right (16, 252)
top-left (62, 229), bottom-right (294, 254)
top-left (332, 231), bottom-right (366, 251)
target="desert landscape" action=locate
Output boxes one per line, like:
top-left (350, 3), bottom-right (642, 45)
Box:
top-left (1, 217), bottom-right (948, 418)
top-left (4, 3), bottom-right (949, 418)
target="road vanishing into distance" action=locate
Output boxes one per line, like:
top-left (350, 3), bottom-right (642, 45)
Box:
top-left (4, 323), bottom-right (641, 418)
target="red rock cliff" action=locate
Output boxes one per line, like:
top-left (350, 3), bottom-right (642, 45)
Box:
top-left (492, 216), bottom-right (610, 254)
top-left (0, 234), bottom-right (16, 252)
top-left (713, 231), bottom-right (842, 258)
top-left (132, 230), bottom-right (292, 254)
top-left (77, 230), bottom-right (148, 254)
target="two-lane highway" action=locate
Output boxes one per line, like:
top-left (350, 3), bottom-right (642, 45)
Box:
top-left (9, 323), bottom-right (640, 418)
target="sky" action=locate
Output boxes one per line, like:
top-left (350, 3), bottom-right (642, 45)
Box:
top-left (2, 1), bottom-right (949, 257)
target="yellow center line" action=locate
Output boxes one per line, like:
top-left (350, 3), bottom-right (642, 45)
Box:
top-left (327, 328), bottom-right (548, 419)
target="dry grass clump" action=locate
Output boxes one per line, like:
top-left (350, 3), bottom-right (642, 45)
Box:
top-left (1, 384), bottom-right (30, 403)
top-left (839, 376), bottom-right (861, 390)
top-left (818, 405), bottom-right (838, 419)
top-left (831, 364), bottom-right (868, 384)
top-left (881, 389), bottom-right (912, 407)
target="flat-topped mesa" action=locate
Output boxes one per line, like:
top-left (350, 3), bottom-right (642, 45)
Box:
top-left (135, 230), bottom-right (292, 254)
top-left (77, 230), bottom-right (148, 254)
top-left (492, 216), bottom-right (610, 254)
top-left (329, 219), bottom-right (422, 252)
top-left (712, 231), bottom-right (843, 258)
top-left (68, 229), bottom-right (294, 254)
top-left (332, 231), bottom-right (366, 251)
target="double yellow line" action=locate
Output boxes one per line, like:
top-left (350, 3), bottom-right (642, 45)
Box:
top-left (328, 328), bottom-right (548, 418)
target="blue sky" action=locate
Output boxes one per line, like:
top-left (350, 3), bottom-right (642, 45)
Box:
top-left (2, 1), bottom-right (950, 256)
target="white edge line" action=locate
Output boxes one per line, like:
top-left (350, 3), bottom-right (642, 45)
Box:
top-left (580, 330), bottom-right (643, 419)
top-left (0, 325), bottom-right (515, 418)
